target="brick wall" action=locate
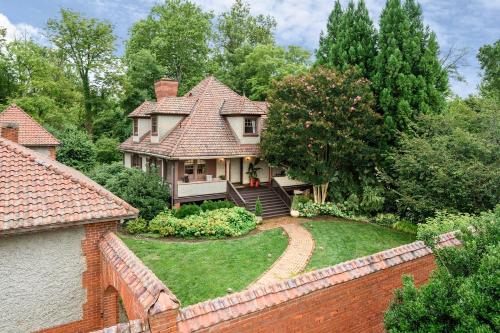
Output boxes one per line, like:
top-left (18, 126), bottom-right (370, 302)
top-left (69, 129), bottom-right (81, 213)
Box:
top-left (37, 221), bottom-right (117, 333)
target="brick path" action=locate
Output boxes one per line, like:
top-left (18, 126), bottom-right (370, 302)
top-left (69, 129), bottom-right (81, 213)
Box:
top-left (251, 223), bottom-right (315, 288)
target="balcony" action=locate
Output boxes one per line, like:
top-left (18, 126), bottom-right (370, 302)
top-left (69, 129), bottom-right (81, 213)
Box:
top-left (176, 179), bottom-right (227, 199)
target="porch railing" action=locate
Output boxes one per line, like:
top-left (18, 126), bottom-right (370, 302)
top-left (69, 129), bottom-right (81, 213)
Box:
top-left (271, 178), bottom-right (292, 209)
top-left (227, 181), bottom-right (247, 208)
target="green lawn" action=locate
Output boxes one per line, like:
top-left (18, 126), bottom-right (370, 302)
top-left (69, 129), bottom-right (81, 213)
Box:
top-left (121, 229), bottom-right (288, 306)
top-left (304, 220), bottom-right (415, 271)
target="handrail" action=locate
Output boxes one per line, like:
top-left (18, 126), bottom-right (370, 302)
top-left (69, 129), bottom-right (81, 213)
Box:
top-left (271, 178), bottom-right (292, 208)
top-left (227, 181), bottom-right (247, 207)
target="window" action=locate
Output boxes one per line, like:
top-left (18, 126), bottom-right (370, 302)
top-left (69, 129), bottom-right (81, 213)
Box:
top-left (244, 118), bottom-right (257, 135)
top-left (151, 115), bottom-right (158, 136)
top-left (196, 159), bottom-right (206, 175)
top-left (148, 157), bottom-right (160, 174)
top-left (133, 119), bottom-right (138, 136)
top-left (131, 154), bottom-right (142, 169)
top-left (184, 159), bottom-right (194, 175)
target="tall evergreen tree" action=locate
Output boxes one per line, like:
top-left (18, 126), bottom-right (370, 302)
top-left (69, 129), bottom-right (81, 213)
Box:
top-left (373, 0), bottom-right (447, 141)
top-left (316, 1), bottom-right (343, 66)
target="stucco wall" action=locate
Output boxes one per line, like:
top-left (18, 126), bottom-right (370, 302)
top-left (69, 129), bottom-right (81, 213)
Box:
top-left (177, 180), bottom-right (227, 197)
top-left (151, 115), bottom-right (184, 143)
top-left (0, 227), bottom-right (86, 333)
top-left (124, 152), bottom-right (132, 168)
top-left (226, 117), bottom-right (261, 144)
top-left (133, 118), bottom-right (150, 142)
top-left (29, 146), bottom-right (51, 157)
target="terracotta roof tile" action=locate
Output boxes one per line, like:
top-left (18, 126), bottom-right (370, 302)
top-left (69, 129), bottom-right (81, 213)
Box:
top-left (176, 232), bottom-right (460, 333)
top-left (153, 96), bottom-right (198, 115)
top-left (0, 138), bottom-right (138, 234)
top-left (120, 76), bottom-right (264, 158)
top-left (0, 104), bottom-right (59, 146)
top-left (129, 101), bottom-right (157, 118)
top-left (100, 232), bottom-right (180, 312)
top-left (219, 96), bottom-right (267, 115)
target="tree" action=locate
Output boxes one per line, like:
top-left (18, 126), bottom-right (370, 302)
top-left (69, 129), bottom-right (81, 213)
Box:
top-left (214, 0), bottom-right (277, 93)
top-left (236, 44), bottom-right (310, 100)
top-left (261, 67), bottom-right (382, 203)
top-left (95, 136), bottom-right (121, 164)
top-left (47, 9), bottom-right (116, 135)
top-left (0, 27), bottom-right (16, 105)
top-left (385, 207), bottom-right (500, 332)
top-left (55, 127), bottom-right (96, 172)
top-left (88, 162), bottom-right (170, 220)
top-left (316, 0), bottom-right (377, 80)
top-left (390, 98), bottom-right (500, 223)
top-left (373, 0), bottom-right (448, 142)
top-left (477, 39), bottom-right (500, 97)
top-left (125, 0), bottom-right (213, 94)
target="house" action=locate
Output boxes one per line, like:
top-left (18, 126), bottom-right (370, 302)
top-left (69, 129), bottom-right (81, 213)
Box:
top-left (0, 104), bottom-right (59, 158)
top-left (119, 77), bottom-right (307, 217)
top-left (0, 132), bottom-right (138, 332)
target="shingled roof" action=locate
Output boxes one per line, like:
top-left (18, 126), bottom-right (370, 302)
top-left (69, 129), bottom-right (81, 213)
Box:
top-left (0, 104), bottom-right (59, 146)
top-left (120, 76), bottom-right (266, 159)
top-left (0, 138), bottom-right (138, 235)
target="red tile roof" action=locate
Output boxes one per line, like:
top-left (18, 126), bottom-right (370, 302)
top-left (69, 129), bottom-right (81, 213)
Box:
top-left (0, 138), bottom-right (138, 235)
top-left (0, 104), bottom-right (59, 146)
top-left (176, 232), bottom-right (460, 332)
top-left (129, 101), bottom-right (156, 118)
top-left (120, 77), bottom-right (266, 158)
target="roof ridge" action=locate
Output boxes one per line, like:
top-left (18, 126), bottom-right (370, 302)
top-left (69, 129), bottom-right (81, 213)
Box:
top-left (0, 137), bottom-right (138, 217)
top-left (0, 104), bottom-right (60, 145)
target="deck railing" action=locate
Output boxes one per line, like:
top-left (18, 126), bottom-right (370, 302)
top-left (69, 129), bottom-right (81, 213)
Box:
top-left (227, 181), bottom-right (247, 207)
top-left (271, 178), bottom-right (292, 208)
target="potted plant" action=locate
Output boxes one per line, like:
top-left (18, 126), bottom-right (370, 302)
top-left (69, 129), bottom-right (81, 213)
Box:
top-left (255, 197), bottom-right (263, 223)
top-left (254, 178), bottom-right (260, 187)
top-left (290, 195), bottom-right (300, 217)
top-left (246, 161), bottom-right (261, 187)
top-left (218, 175), bottom-right (226, 180)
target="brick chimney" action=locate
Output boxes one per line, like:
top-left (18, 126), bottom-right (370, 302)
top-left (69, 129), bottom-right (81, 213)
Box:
top-left (1, 122), bottom-right (19, 143)
top-left (154, 78), bottom-right (179, 100)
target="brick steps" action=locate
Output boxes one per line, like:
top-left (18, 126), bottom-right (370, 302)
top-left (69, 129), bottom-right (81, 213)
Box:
top-left (238, 186), bottom-right (290, 219)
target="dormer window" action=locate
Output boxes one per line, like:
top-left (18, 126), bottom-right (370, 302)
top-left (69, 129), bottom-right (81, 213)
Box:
top-left (133, 119), bottom-right (138, 136)
top-left (244, 118), bottom-right (258, 136)
top-left (151, 115), bottom-right (158, 136)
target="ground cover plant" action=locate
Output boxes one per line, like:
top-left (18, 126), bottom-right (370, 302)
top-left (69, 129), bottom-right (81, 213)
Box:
top-left (304, 220), bottom-right (415, 271)
top-left (122, 228), bottom-right (288, 305)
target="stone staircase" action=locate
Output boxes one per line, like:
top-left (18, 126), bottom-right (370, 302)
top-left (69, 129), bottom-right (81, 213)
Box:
top-left (238, 186), bottom-right (290, 219)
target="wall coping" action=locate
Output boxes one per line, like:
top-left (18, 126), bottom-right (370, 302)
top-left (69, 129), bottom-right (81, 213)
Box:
top-left (176, 232), bottom-right (460, 332)
top-left (99, 232), bottom-right (180, 315)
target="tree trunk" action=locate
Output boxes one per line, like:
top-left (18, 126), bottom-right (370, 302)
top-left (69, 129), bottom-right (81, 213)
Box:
top-left (313, 183), bottom-right (329, 203)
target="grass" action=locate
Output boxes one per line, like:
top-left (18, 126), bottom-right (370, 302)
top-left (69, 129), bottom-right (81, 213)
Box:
top-left (121, 229), bottom-right (288, 306)
top-left (304, 220), bottom-right (416, 271)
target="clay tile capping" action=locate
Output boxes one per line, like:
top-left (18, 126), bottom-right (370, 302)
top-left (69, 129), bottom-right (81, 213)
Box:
top-left (100, 232), bottom-right (180, 313)
top-left (90, 319), bottom-right (150, 333)
top-left (0, 104), bottom-right (59, 146)
top-left (0, 138), bottom-right (138, 235)
top-left (176, 232), bottom-right (460, 333)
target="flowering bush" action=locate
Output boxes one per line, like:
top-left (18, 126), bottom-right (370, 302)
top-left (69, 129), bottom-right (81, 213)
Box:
top-left (297, 201), bottom-right (347, 218)
top-left (148, 207), bottom-right (257, 238)
top-left (125, 218), bottom-right (148, 234)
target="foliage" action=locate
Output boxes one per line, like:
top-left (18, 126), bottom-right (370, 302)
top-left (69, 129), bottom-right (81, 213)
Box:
top-left (122, 228), bottom-right (288, 305)
top-left (213, 0), bottom-right (277, 95)
top-left (297, 201), bottom-right (347, 218)
top-left (373, 0), bottom-right (448, 143)
top-left (200, 200), bottom-right (235, 212)
top-left (173, 204), bottom-right (201, 219)
top-left (390, 98), bottom-right (500, 222)
top-left (56, 127), bottom-right (96, 172)
top-left (125, 0), bottom-right (213, 94)
top-left (292, 195), bottom-right (311, 210)
top-left (47, 9), bottom-right (116, 134)
top-left (94, 136), bottom-right (121, 164)
top-left (235, 44), bottom-right (311, 100)
top-left (125, 217), bottom-right (148, 234)
top-left (384, 207), bottom-right (500, 332)
top-left (92, 107), bottom-right (131, 141)
top-left (88, 162), bottom-right (170, 220)
top-left (417, 211), bottom-right (474, 244)
top-left (392, 220), bottom-right (417, 235)
top-left (316, 0), bottom-right (377, 80)
top-left (305, 220), bottom-right (415, 271)
top-left (477, 39), bottom-right (500, 97)
top-left (255, 197), bottom-right (263, 217)
top-left (149, 207), bottom-right (257, 238)
top-left (373, 213), bottom-right (400, 227)
top-left (261, 67), bottom-right (382, 203)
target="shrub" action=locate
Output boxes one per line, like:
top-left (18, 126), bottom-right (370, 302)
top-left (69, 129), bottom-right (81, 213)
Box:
top-left (95, 136), bottom-right (121, 164)
top-left (255, 197), bottom-right (263, 216)
top-left (373, 213), bottom-right (400, 227)
top-left (88, 162), bottom-right (170, 220)
top-left (392, 220), bottom-right (417, 235)
top-left (292, 194), bottom-right (310, 210)
top-left (174, 204), bottom-right (202, 218)
top-left (56, 127), bottom-right (96, 172)
top-left (200, 200), bottom-right (235, 212)
top-left (297, 201), bottom-right (347, 218)
top-left (149, 207), bottom-right (257, 238)
top-left (417, 211), bottom-right (475, 244)
top-left (125, 217), bottom-right (148, 234)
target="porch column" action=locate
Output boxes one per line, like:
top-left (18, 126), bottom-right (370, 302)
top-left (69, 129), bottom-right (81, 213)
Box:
top-left (172, 161), bottom-right (178, 207)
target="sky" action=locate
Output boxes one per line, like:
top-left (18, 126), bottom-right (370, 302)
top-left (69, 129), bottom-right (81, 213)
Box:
top-left (1, 0), bottom-right (499, 97)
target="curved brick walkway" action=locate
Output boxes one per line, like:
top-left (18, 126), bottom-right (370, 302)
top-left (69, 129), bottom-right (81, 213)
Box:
top-left (251, 223), bottom-right (315, 288)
